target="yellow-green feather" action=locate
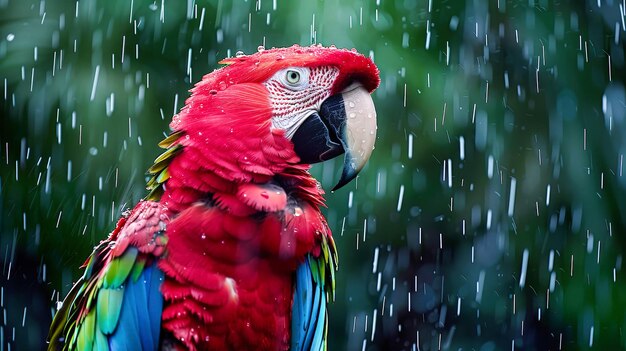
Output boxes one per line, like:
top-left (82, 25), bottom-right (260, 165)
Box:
top-left (321, 235), bottom-right (338, 300)
top-left (76, 310), bottom-right (95, 351)
top-left (146, 132), bottom-right (184, 201)
top-left (157, 130), bottom-right (184, 149)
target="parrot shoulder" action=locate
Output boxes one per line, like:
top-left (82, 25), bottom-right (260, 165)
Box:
top-left (47, 200), bottom-right (170, 351)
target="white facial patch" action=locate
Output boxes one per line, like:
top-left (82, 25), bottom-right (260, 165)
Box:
top-left (264, 66), bottom-right (339, 139)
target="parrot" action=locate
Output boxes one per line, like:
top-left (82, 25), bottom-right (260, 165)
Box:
top-left (47, 44), bottom-right (380, 351)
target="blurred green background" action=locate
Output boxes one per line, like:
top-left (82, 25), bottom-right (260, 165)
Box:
top-left (1, 0), bottom-right (626, 350)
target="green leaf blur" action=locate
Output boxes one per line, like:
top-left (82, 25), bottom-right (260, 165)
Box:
top-left (1, 0), bottom-right (625, 350)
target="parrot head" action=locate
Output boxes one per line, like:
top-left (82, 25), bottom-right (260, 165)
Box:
top-left (167, 45), bottom-right (380, 191)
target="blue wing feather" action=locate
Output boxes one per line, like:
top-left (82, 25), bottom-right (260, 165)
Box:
top-left (310, 292), bottom-right (326, 351)
top-left (108, 263), bottom-right (164, 350)
top-left (291, 256), bottom-right (327, 351)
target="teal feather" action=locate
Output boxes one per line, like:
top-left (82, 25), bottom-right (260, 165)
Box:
top-left (93, 325), bottom-right (109, 351)
top-left (96, 287), bottom-right (125, 334)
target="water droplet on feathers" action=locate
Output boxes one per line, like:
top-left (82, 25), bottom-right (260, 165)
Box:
top-left (235, 50), bottom-right (245, 57)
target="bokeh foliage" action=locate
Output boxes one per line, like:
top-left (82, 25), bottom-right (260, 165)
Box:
top-left (1, 0), bottom-right (625, 350)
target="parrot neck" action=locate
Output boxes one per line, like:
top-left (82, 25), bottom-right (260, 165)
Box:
top-left (153, 136), bottom-right (325, 214)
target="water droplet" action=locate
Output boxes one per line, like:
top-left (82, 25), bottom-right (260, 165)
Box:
top-left (201, 233), bottom-right (206, 239)
top-left (235, 50), bottom-right (245, 57)
top-left (294, 207), bottom-right (303, 216)
top-left (6, 33), bottom-right (14, 42)
top-left (257, 45), bottom-right (265, 52)
top-left (148, 3), bottom-right (158, 11)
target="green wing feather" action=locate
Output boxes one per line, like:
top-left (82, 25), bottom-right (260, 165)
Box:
top-left (48, 233), bottom-right (165, 350)
top-left (102, 247), bottom-right (138, 288)
top-left (76, 310), bottom-right (95, 351)
top-left (48, 277), bottom-right (85, 350)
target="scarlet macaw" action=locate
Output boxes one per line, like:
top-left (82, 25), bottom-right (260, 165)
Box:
top-left (48, 45), bottom-right (380, 351)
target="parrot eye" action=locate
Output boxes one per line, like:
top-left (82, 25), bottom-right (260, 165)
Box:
top-left (275, 67), bottom-right (309, 90)
top-left (286, 70), bottom-right (301, 84)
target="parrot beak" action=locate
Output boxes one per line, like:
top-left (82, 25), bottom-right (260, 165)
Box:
top-left (292, 83), bottom-right (377, 190)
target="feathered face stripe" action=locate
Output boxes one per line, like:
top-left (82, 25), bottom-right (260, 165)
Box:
top-left (265, 66), bottom-right (339, 139)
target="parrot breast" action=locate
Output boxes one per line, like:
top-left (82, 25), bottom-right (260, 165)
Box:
top-left (157, 179), bottom-right (327, 350)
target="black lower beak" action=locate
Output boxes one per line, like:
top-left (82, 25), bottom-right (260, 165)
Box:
top-left (291, 95), bottom-right (346, 165)
top-left (291, 85), bottom-right (377, 190)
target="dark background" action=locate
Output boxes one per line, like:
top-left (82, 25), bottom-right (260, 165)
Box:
top-left (1, 0), bottom-right (625, 349)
